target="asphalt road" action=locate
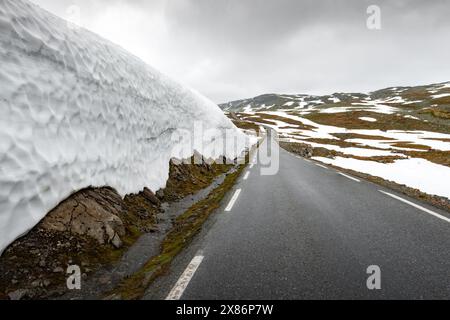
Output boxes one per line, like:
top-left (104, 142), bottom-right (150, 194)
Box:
top-left (145, 132), bottom-right (450, 300)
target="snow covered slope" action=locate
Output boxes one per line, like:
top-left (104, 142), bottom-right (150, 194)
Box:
top-left (220, 82), bottom-right (450, 114)
top-left (225, 85), bottom-right (450, 200)
top-left (0, 0), bottom-right (248, 254)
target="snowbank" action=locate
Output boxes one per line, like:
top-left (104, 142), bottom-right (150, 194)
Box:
top-left (0, 0), bottom-right (249, 254)
top-left (313, 157), bottom-right (450, 199)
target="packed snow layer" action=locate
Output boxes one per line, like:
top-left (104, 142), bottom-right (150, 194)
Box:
top-left (319, 106), bottom-right (361, 114)
top-left (352, 100), bottom-right (399, 114)
top-left (432, 93), bottom-right (450, 99)
top-left (404, 115), bottom-right (420, 120)
top-left (359, 117), bottom-right (377, 122)
top-left (328, 97), bottom-right (340, 103)
top-left (0, 0), bottom-right (249, 254)
top-left (384, 96), bottom-right (405, 104)
top-left (243, 104), bottom-right (253, 112)
top-left (313, 157), bottom-right (450, 199)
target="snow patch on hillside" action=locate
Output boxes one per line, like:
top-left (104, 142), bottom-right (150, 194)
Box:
top-left (359, 117), bottom-right (377, 122)
top-left (432, 93), bottom-right (450, 99)
top-left (0, 0), bottom-right (249, 254)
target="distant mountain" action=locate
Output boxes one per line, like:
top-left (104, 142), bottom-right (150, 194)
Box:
top-left (219, 82), bottom-right (450, 115)
top-left (224, 81), bottom-right (450, 203)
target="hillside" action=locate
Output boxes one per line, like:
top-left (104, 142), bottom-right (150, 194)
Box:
top-left (222, 82), bottom-right (450, 200)
top-left (220, 82), bottom-right (450, 121)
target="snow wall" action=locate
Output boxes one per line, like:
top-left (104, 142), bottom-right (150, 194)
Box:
top-left (0, 0), bottom-right (249, 254)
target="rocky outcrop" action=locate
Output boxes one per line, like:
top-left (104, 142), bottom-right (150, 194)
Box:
top-left (280, 142), bottom-right (314, 158)
top-left (141, 188), bottom-right (161, 207)
top-left (41, 188), bottom-right (126, 248)
top-left (161, 156), bottom-right (231, 202)
top-left (0, 185), bottom-right (163, 300)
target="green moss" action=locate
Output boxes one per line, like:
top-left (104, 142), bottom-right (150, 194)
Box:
top-left (162, 158), bottom-right (233, 202)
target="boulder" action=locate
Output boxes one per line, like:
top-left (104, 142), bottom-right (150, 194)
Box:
top-left (142, 187), bottom-right (161, 206)
top-left (155, 189), bottom-right (165, 200)
top-left (8, 289), bottom-right (28, 300)
top-left (41, 188), bottom-right (126, 247)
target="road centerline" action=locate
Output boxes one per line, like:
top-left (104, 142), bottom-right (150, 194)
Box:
top-left (379, 190), bottom-right (450, 223)
top-left (225, 188), bottom-right (242, 212)
top-left (166, 254), bottom-right (204, 300)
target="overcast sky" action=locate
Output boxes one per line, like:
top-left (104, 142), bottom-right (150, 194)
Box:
top-left (31, 0), bottom-right (450, 103)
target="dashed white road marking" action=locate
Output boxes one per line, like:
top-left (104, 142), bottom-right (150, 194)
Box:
top-left (295, 155), bottom-right (310, 163)
top-left (338, 172), bottom-right (360, 182)
top-left (225, 189), bottom-right (241, 212)
top-left (249, 163), bottom-right (255, 169)
top-left (315, 163), bottom-right (328, 169)
top-left (243, 171), bottom-right (250, 180)
top-left (166, 254), bottom-right (204, 300)
top-left (379, 190), bottom-right (450, 223)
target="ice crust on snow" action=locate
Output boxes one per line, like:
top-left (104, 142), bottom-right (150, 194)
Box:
top-left (0, 0), bottom-right (248, 253)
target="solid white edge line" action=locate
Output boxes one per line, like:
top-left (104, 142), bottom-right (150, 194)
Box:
top-left (315, 163), bottom-right (328, 169)
top-left (379, 190), bottom-right (450, 223)
top-left (166, 254), bottom-right (204, 300)
top-left (225, 189), bottom-right (241, 212)
top-left (243, 171), bottom-right (250, 180)
top-left (304, 159), bottom-right (311, 163)
top-left (338, 172), bottom-right (360, 182)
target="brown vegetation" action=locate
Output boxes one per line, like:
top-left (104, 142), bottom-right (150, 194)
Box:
top-left (331, 133), bottom-right (395, 141)
top-left (390, 142), bottom-right (431, 150)
top-left (106, 164), bottom-right (247, 299)
top-left (303, 111), bottom-right (450, 133)
top-left (231, 119), bottom-right (261, 134)
top-left (403, 150), bottom-right (450, 167)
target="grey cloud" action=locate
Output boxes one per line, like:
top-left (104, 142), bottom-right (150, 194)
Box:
top-left (31, 0), bottom-right (450, 102)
